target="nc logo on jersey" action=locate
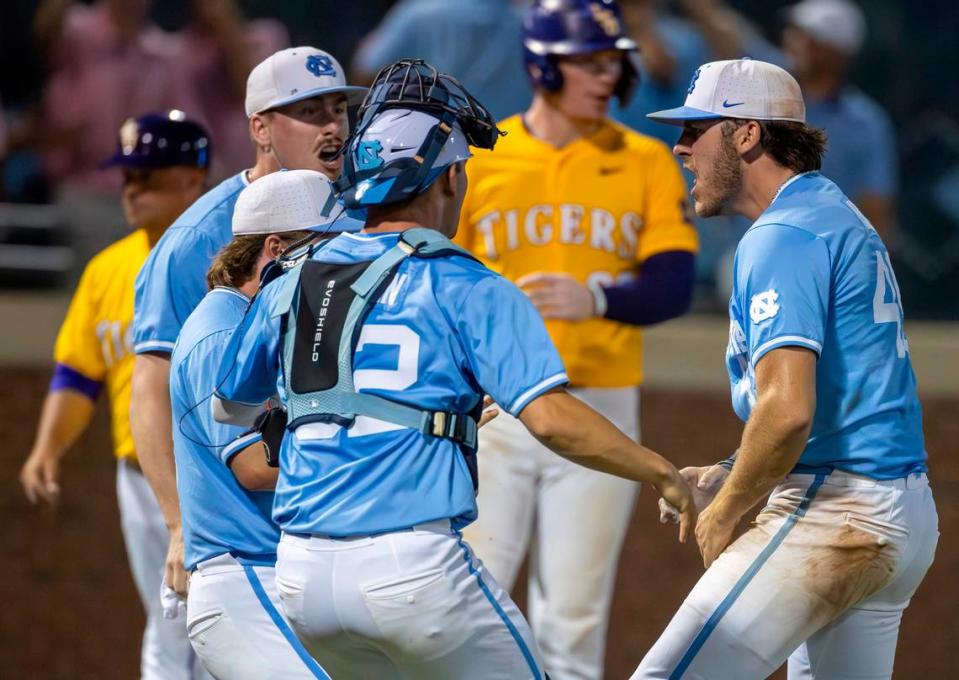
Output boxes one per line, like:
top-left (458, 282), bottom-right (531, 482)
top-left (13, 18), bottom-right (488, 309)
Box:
top-left (356, 140), bottom-right (384, 170)
top-left (306, 54), bottom-right (336, 78)
top-left (750, 289), bottom-right (780, 324)
top-left (687, 68), bottom-right (701, 96)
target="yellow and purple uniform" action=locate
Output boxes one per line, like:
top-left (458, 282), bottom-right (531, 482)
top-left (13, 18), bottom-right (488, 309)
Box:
top-left (455, 115), bottom-right (698, 387)
top-left (52, 229), bottom-right (150, 462)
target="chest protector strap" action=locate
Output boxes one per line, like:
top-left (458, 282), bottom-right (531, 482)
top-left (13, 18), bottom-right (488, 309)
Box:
top-left (279, 228), bottom-right (481, 451)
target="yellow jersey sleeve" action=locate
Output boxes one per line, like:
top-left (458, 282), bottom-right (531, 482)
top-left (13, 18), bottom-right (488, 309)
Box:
top-left (54, 259), bottom-right (108, 382)
top-left (635, 139), bottom-right (699, 262)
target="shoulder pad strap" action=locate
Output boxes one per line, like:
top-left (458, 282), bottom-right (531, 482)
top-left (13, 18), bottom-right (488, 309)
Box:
top-left (270, 259), bottom-right (305, 318)
top-left (401, 227), bottom-right (479, 262)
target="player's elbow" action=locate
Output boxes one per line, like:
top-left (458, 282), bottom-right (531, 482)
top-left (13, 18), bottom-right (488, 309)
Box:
top-left (230, 445), bottom-right (278, 491)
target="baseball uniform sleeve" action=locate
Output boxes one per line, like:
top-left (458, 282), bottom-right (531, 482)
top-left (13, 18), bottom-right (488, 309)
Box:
top-left (454, 275), bottom-right (568, 416)
top-left (215, 283), bottom-right (284, 406)
top-left (53, 257), bottom-right (108, 385)
top-left (734, 223), bottom-right (831, 368)
top-left (133, 227), bottom-right (221, 354)
top-left (636, 140), bottom-right (699, 262)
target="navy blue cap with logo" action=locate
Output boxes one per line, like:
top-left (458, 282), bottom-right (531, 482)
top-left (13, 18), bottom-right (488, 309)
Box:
top-left (101, 110), bottom-right (212, 169)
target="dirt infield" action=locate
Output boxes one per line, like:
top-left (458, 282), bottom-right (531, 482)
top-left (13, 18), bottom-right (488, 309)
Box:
top-left (3, 366), bottom-right (955, 679)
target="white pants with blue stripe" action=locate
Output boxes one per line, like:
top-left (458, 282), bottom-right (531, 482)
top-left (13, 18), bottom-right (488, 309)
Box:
top-left (186, 554), bottom-right (329, 679)
top-left (117, 461), bottom-right (211, 680)
top-left (275, 520), bottom-right (546, 679)
top-left (633, 470), bottom-right (939, 680)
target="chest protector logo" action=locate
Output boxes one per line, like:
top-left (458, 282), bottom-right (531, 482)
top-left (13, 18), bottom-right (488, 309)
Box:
top-left (750, 289), bottom-right (781, 324)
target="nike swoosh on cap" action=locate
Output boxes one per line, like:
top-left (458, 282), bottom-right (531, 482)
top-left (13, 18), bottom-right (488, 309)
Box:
top-left (722, 100), bottom-right (745, 108)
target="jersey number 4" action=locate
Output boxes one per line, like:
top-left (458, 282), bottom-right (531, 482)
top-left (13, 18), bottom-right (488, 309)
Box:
top-left (873, 250), bottom-right (908, 358)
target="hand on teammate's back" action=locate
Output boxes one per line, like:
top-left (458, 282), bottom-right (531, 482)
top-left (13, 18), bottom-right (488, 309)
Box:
top-left (659, 464), bottom-right (729, 524)
top-left (20, 451), bottom-right (61, 505)
top-left (478, 396), bottom-right (500, 429)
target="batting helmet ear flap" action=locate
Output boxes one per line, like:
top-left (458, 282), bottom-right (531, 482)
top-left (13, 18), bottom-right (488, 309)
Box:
top-left (525, 51), bottom-right (564, 92)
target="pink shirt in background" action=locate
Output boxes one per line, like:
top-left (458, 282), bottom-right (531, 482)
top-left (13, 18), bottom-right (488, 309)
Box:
top-left (173, 19), bottom-right (289, 181)
top-left (41, 3), bottom-right (186, 196)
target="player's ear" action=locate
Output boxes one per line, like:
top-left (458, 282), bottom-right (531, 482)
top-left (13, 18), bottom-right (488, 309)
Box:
top-left (249, 113), bottom-right (272, 150)
top-left (264, 234), bottom-right (286, 259)
top-left (738, 120), bottom-right (763, 157)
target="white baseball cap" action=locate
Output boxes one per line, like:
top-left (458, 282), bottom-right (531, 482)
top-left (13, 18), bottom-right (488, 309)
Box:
top-left (647, 59), bottom-right (806, 126)
top-left (245, 47), bottom-right (367, 117)
top-left (788, 0), bottom-right (867, 55)
top-left (232, 170), bottom-right (340, 235)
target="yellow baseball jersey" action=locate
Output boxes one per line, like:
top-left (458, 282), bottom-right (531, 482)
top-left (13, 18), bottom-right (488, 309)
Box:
top-left (456, 115), bottom-right (698, 387)
top-left (54, 229), bottom-right (151, 461)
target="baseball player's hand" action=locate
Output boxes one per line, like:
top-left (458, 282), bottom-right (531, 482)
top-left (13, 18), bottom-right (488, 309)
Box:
top-left (659, 464), bottom-right (729, 524)
top-left (478, 396), bottom-right (500, 429)
top-left (516, 272), bottom-right (596, 321)
top-left (165, 526), bottom-right (190, 597)
top-left (20, 450), bottom-right (61, 505)
top-left (653, 468), bottom-right (696, 543)
top-left (695, 502), bottom-right (739, 569)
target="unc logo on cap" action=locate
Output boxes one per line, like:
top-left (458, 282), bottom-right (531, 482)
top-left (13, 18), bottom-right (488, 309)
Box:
top-left (306, 54), bottom-right (336, 78)
top-left (687, 67), bottom-right (701, 96)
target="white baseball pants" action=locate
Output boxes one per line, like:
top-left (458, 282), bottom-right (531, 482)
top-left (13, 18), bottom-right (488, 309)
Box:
top-left (116, 460), bottom-right (210, 680)
top-left (462, 386), bottom-right (641, 680)
top-left (632, 470), bottom-right (939, 680)
top-left (275, 520), bottom-right (546, 679)
top-left (186, 555), bottom-right (329, 679)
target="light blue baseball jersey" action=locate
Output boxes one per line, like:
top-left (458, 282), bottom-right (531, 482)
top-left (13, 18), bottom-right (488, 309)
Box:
top-left (134, 171), bottom-right (249, 355)
top-left (216, 230), bottom-right (569, 537)
top-left (170, 286), bottom-right (278, 570)
top-left (134, 171), bottom-right (362, 355)
top-left (726, 172), bottom-right (926, 480)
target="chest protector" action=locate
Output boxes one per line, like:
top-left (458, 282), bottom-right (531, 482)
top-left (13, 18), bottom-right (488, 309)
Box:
top-left (273, 228), bottom-right (482, 485)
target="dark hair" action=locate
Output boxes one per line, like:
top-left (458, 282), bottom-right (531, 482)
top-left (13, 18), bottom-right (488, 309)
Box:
top-left (723, 119), bottom-right (827, 173)
top-left (206, 231), bottom-right (311, 289)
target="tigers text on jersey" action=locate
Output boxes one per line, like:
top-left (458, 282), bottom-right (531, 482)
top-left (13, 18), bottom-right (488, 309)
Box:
top-left (455, 115), bottom-right (699, 387)
top-left (170, 287), bottom-right (277, 571)
top-left (54, 229), bottom-right (150, 460)
top-left (215, 231), bottom-right (569, 538)
top-left (726, 172), bottom-right (927, 479)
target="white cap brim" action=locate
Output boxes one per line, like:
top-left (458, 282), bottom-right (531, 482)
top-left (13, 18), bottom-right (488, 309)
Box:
top-left (252, 85), bottom-right (367, 116)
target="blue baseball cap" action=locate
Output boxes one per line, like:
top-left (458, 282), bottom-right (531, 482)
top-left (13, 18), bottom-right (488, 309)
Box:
top-left (101, 110), bottom-right (211, 169)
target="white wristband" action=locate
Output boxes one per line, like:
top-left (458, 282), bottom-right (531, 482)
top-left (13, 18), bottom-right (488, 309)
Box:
top-left (590, 284), bottom-right (608, 318)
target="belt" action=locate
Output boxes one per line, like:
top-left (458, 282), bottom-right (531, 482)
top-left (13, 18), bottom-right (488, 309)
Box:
top-left (788, 470), bottom-right (928, 490)
top-left (193, 551), bottom-right (277, 573)
top-left (285, 519), bottom-right (453, 542)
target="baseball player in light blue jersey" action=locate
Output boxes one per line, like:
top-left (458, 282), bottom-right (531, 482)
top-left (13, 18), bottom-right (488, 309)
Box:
top-left (636, 59), bottom-right (939, 680)
top-left (214, 59), bottom-right (694, 679)
top-left (170, 170), bottom-right (342, 679)
top-left (130, 46), bottom-right (365, 601)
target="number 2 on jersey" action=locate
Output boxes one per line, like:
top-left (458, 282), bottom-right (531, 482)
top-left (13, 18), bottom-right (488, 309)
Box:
top-left (872, 250), bottom-right (908, 358)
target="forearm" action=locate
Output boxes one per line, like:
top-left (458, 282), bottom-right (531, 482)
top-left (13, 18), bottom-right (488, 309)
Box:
top-left (712, 397), bottom-right (811, 518)
top-left (130, 354), bottom-right (180, 529)
top-left (30, 388), bottom-right (96, 459)
top-left (521, 391), bottom-right (674, 484)
top-left (599, 251), bottom-right (695, 326)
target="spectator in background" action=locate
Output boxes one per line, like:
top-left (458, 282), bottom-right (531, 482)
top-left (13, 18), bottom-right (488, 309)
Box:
top-left (351, 0), bottom-right (532, 121)
top-left (31, 0), bottom-right (179, 262)
top-left (172, 0), bottom-right (288, 178)
top-left (613, 0), bottom-right (715, 146)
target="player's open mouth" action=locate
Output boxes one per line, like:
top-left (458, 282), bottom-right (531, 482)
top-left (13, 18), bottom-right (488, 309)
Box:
top-left (318, 146), bottom-right (340, 163)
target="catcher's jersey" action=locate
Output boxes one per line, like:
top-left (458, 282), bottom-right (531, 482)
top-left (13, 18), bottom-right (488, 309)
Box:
top-left (456, 115), bottom-right (698, 387)
top-left (216, 231), bottom-right (568, 537)
top-left (170, 287), bottom-right (275, 570)
top-left (54, 229), bottom-right (150, 461)
top-left (726, 172), bottom-right (927, 479)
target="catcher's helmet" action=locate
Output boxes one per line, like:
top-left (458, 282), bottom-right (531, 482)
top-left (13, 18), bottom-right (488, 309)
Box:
top-left (523, 0), bottom-right (639, 105)
top-left (101, 110), bottom-right (211, 169)
top-left (335, 59), bottom-right (504, 209)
